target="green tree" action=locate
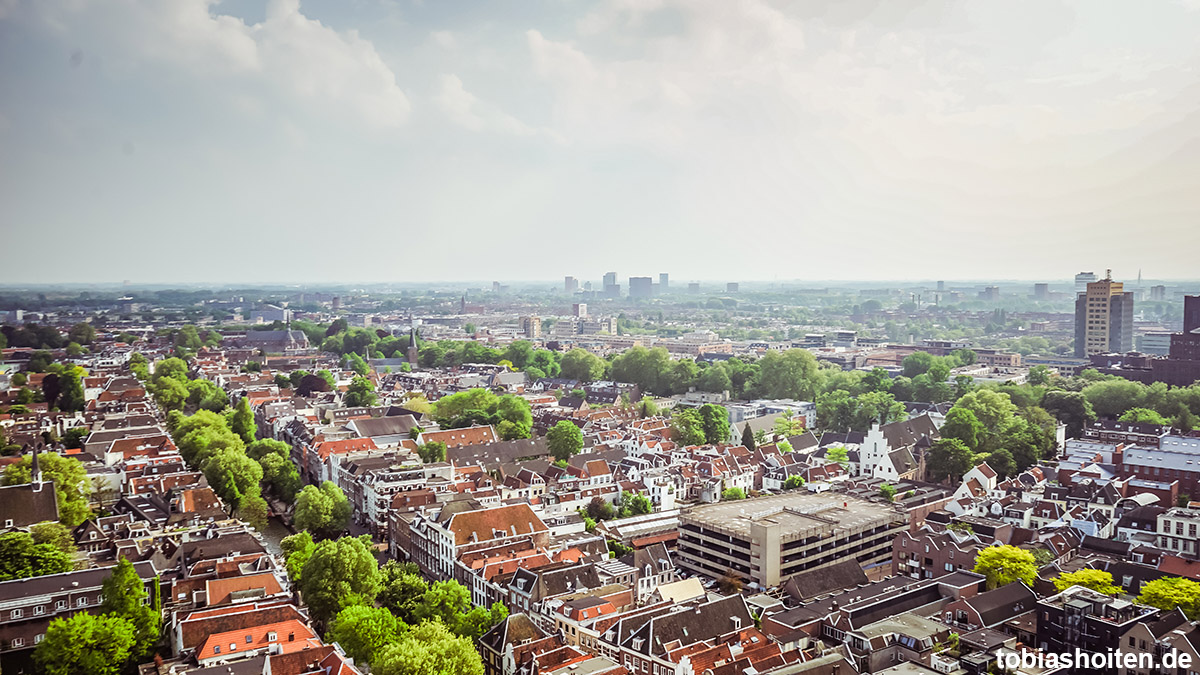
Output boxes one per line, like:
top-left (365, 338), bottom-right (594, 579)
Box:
top-left (1137, 577), bottom-right (1200, 618)
top-left (413, 580), bottom-right (508, 641)
top-left (494, 395), bottom-right (533, 440)
top-left (902, 351), bottom-right (936, 377)
top-left (547, 420), bottom-right (584, 462)
top-left (418, 440), bottom-right (447, 464)
top-left (300, 536), bottom-right (382, 626)
top-left (697, 404), bottom-right (730, 444)
top-left (741, 424), bottom-right (756, 451)
top-left (172, 410), bottom-right (245, 466)
top-left (749, 349), bottom-right (822, 400)
top-left (1027, 365), bottom-right (1052, 386)
top-left (927, 438), bottom-right (974, 483)
top-left (344, 376), bottom-right (378, 408)
top-left (246, 438), bottom-right (290, 461)
top-left (2, 452), bottom-right (91, 527)
top-left (378, 560), bottom-right (429, 623)
top-left (1054, 569), bottom-right (1120, 595)
top-left (783, 475), bottom-right (805, 490)
top-left (721, 487), bottom-right (746, 500)
top-left (100, 557), bottom-right (160, 657)
top-left (259, 453), bottom-right (302, 501)
top-left (772, 411), bottom-right (805, 438)
top-left (228, 397), bottom-right (257, 444)
top-left (152, 357), bottom-right (189, 383)
top-left (0, 531), bottom-right (73, 581)
top-left (1042, 390), bottom-right (1097, 438)
top-left (1119, 408), bottom-right (1170, 425)
top-left (825, 446), bottom-right (849, 467)
top-left (281, 531), bottom-right (315, 583)
top-left (294, 481), bottom-right (352, 538)
top-left (978, 448), bottom-right (1016, 479)
top-left (202, 448), bottom-right (263, 512)
top-left (973, 545), bottom-right (1037, 590)
top-left (34, 612), bottom-right (137, 675)
top-left (670, 409), bottom-right (706, 446)
top-left (697, 366), bottom-right (732, 393)
top-left (56, 366), bottom-right (87, 412)
top-left (940, 408), bottom-right (984, 452)
top-left (373, 619), bottom-right (484, 675)
top-left (560, 348), bottom-right (606, 381)
top-left (1084, 378), bottom-right (1146, 418)
top-left (68, 322), bottom-right (97, 345)
top-left (880, 484), bottom-right (897, 502)
top-left (326, 604), bottom-right (404, 665)
top-left (30, 522), bottom-right (75, 554)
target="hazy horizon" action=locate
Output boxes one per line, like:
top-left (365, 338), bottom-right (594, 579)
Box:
top-left (2, 0), bottom-right (1199, 284)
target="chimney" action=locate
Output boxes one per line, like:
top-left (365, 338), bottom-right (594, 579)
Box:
top-left (31, 443), bottom-right (43, 485)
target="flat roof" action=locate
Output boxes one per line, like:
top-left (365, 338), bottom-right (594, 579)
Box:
top-left (681, 492), bottom-right (901, 542)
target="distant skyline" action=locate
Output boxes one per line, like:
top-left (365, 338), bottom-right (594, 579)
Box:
top-left (2, 0), bottom-right (1199, 283)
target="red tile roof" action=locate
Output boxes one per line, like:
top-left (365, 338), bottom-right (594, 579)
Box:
top-left (315, 437), bottom-right (378, 459)
top-left (196, 619), bottom-right (316, 662)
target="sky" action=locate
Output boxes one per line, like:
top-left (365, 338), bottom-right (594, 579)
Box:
top-left (1, 0), bottom-right (1199, 285)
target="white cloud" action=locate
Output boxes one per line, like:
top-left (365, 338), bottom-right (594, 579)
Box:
top-left (434, 73), bottom-right (535, 136)
top-left (16, 0), bottom-right (410, 130)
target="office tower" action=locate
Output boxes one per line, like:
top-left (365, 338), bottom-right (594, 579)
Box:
top-left (521, 316), bottom-right (542, 339)
top-left (564, 276), bottom-right (579, 294)
top-left (688, 282), bottom-right (700, 294)
top-left (603, 271), bottom-right (616, 288)
top-left (659, 273), bottom-right (669, 292)
top-left (937, 280), bottom-right (945, 292)
top-left (979, 286), bottom-right (1000, 301)
top-left (726, 282), bottom-right (739, 293)
top-left (573, 303), bottom-right (587, 318)
top-left (1151, 285), bottom-right (1167, 302)
top-left (1074, 271), bottom-right (1134, 357)
top-left (1034, 283), bottom-right (1049, 299)
top-left (1186, 296), bottom-right (1200, 334)
top-left (602, 271), bottom-right (619, 298)
top-left (1075, 271), bottom-right (1097, 294)
top-left (629, 277), bottom-right (654, 298)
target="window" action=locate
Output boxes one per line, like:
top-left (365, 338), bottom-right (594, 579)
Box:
top-left (246, 635), bottom-right (253, 643)
top-left (214, 646), bottom-right (221, 655)
top-left (56, 600), bottom-right (67, 610)
top-left (267, 632), bottom-right (277, 642)
top-left (230, 643), bottom-right (237, 651)
top-left (3, 519), bottom-right (11, 528)
top-left (11, 609), bottom-right (22, 619)
top-left (12, 638), bottom-right (23, 648)
top-left (35, 634), bottom-right (43, 644)
top-left (77, 598), bottom-right (87, 607)
top-left (34, 605), bottom-right (44, 615)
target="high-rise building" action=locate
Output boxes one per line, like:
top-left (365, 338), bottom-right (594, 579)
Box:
top-left (628, 277), bottom-right (654, 298)
top-left (1151, 285), bottom-right (1167, 302)
top-left (1075, 272), bottom-right (1098, 294)
top-left (726, 282), bottom-right (739, 293)
top-left (602, 271), bottom-right (619, 298)
top-left (659, 273), bottom-right (669, 292)
top-left (979, 286), bottom-right (1000, 301)
top-left (564, 276), bottom-right (578, 294)
top-left (688, 282), bottom-right (700, 294)
top-left (1034, 283), bottom-right (1050, 300)
top-left (573, 303), bottom-right (587, 318)
top-left (1185, 296), bottom-right (1200, 334)
top-left (936, 280), bottom-right (946, 292)
top-left (520, 316), bottom-right (542, 339)
top-left (1074, 271), bottom-right (1134, 357)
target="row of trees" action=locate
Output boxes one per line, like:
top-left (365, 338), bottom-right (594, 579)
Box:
top-left (140, 356), bottom-right (229, 414)
top-left (165, 403), bottom-right (301, 525)
top-left (281, 535), bottom-right (497, 675)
